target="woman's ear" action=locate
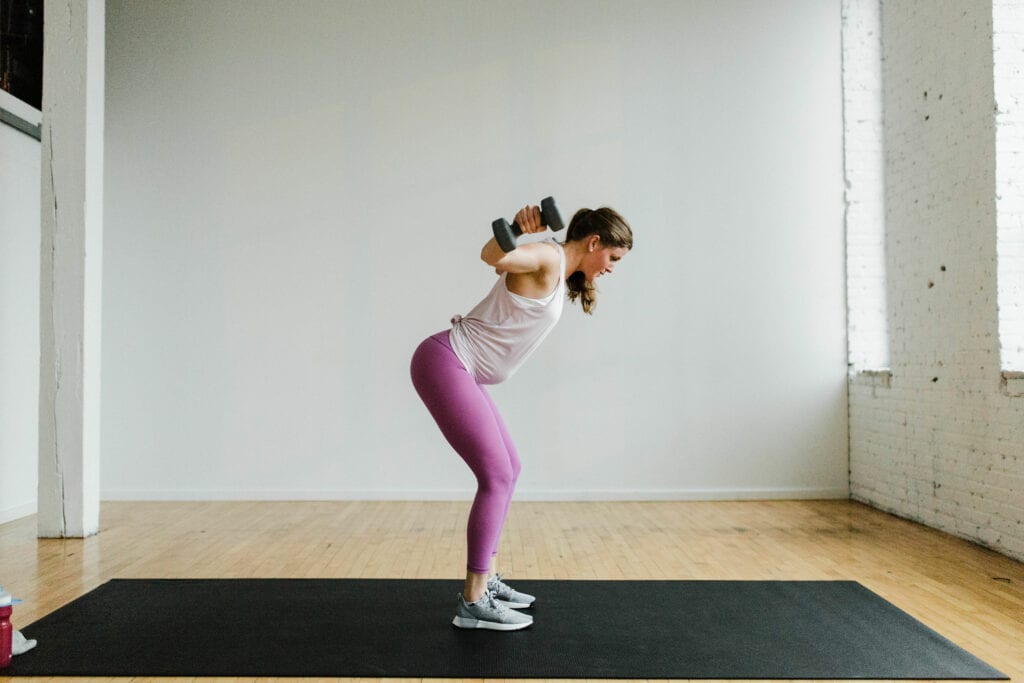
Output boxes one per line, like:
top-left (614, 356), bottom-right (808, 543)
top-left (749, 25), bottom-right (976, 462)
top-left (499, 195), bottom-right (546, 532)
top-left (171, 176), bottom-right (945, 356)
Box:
top-left (589, 235), bottom-right (601, 252)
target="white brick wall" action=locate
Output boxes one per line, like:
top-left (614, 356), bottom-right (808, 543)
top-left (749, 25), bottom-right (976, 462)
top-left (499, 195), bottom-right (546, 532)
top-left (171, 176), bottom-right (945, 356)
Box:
top-left (848, 0), bottom-right (1024, 563)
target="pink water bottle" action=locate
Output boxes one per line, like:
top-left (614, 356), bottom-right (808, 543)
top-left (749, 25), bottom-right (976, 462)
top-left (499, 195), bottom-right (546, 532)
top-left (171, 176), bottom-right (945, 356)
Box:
top-left (0, 590), bottom-right (12, 668)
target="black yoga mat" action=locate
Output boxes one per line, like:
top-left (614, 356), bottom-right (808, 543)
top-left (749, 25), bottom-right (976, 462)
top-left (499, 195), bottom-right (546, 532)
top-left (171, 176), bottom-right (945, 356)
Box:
top-left (9, 578), bottom-right (1007, 679)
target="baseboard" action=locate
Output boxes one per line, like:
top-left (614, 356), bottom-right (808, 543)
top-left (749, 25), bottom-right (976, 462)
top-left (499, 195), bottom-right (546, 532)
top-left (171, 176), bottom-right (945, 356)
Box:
top-left (0, 501), bottom-right (36, 525)
top-left (101, 487), bottom-right (850, 502)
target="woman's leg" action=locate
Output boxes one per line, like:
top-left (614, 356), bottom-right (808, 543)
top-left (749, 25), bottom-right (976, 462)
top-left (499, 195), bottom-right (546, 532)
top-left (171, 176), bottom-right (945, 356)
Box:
top-left (411, 334), bottom-right (517, 598)
top-left (478, 384), bottom-right (521, 570)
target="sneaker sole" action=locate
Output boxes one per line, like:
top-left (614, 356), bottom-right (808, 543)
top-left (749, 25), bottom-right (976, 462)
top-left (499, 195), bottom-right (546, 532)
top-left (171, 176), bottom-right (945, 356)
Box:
top-left (452, 616), bottom-right (532, 631)
top-left (493, 598), bottom-right (533, 609)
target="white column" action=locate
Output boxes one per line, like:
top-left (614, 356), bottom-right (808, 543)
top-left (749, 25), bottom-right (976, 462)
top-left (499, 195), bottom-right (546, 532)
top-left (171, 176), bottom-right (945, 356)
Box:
top-left (38, 0), bottom-right (105, 538)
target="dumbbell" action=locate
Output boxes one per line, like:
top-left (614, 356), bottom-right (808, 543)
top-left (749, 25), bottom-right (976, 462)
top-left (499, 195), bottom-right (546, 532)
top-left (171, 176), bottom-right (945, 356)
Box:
top-left (492, 196), bottom-right (565, 252)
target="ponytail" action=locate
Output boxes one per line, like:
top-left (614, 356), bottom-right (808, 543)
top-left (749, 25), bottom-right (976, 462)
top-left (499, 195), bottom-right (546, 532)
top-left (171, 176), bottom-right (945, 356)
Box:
top-left (565, 269), bottom-right (595, 314)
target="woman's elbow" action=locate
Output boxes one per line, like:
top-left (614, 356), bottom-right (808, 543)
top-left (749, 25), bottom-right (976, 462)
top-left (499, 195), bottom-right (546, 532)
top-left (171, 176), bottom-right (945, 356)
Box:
top-left (481, 238), bottom-right (505, 267)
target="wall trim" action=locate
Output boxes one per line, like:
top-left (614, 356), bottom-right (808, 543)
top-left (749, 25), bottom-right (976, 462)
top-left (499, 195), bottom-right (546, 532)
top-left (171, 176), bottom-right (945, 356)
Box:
top-left (0, 502), bottom-right (37, 525)
top-left (101, 487), bottom-right (851, 502)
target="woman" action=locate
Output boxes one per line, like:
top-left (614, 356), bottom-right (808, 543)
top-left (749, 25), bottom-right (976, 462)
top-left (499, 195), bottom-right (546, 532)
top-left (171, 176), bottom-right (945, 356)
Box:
top-left (410, 203), bottom-right (633, 630)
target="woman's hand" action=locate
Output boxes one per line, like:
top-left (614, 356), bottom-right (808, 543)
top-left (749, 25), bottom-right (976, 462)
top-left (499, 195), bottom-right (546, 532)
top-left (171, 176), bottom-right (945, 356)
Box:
top-left (481, 202), bottom-right (552, 269)
top-left (514, 205), bottom-right (546, 234)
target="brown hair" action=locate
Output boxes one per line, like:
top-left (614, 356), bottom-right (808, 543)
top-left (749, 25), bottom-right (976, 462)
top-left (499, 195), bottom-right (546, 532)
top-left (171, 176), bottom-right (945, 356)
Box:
top-left (563, 207), bottom-right (633, 314)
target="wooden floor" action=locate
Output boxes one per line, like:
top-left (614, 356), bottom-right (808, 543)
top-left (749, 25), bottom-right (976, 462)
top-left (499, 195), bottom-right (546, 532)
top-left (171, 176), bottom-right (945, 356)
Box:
top-left (0, 499), bottom-right (1021, 683)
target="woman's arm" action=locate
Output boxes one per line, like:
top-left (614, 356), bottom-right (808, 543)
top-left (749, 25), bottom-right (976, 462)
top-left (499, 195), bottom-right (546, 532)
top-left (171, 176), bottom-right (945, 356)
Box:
top-left (480, 204), bottom-right (558, 275)
top-left (482, 240), bottom-right (560, 275)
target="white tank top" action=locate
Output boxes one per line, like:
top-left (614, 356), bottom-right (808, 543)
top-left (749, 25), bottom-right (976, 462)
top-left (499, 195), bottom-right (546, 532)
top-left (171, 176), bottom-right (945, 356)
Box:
top-left (449, 241), bottom-right (565, 385)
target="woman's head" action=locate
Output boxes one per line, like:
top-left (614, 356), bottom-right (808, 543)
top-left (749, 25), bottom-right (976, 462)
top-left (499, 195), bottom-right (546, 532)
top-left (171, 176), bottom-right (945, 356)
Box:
top-left (564, 207), bottom-right (633, 314)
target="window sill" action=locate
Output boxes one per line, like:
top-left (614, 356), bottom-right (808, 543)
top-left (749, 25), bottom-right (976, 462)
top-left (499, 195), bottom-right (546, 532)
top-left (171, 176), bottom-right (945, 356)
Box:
top-left (1002, 371), bottom-right (1024, 397)
top-left (0, 90), bottom-right (42, 141)
top-left (850, 369), bottom-right (892, 389)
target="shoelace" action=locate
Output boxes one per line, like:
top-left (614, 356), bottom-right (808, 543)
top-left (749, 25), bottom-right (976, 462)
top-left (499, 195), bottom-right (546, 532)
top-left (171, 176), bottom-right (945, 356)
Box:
top-left (488, 574), bottom-right (511, 596)
top-left (483, 590), bottom-right (510, 616)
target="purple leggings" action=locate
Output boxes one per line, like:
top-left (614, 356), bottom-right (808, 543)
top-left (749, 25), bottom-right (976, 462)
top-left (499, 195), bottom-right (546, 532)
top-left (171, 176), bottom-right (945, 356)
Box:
top-left (410, 331), bottom-right (521, 574)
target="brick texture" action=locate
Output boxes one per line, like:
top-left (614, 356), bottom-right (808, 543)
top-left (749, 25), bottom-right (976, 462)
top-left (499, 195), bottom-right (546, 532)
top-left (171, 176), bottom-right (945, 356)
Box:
top-left (846, 0), bottom-right (1024, 562)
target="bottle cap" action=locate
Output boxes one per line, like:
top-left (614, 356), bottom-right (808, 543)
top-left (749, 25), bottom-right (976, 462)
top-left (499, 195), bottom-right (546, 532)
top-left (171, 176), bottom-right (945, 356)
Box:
top-left (0, 592), bottom-right (11, 607)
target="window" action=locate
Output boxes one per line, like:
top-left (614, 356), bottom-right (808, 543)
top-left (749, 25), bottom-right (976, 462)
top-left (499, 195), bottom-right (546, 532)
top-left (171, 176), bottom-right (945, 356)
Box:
top-left (994, 0), bottom-right (1024, 375)
top-left (0, 0), bottom-right (42, 110)
top-left (843, 0), bottom-right (890, 374)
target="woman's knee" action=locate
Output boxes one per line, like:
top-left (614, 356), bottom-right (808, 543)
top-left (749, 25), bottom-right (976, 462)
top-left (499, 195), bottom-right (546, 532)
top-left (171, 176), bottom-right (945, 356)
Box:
top-left (477, 459), bottom-right (515, 494)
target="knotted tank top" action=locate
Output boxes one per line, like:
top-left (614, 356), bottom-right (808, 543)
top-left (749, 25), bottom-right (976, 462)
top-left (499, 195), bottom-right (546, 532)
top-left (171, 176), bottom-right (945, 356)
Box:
top-left (449, 240), bottom-right (566, 385)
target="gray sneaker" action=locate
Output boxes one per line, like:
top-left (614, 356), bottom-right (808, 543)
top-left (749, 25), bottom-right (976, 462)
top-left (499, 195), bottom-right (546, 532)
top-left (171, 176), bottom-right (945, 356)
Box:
top-left (452, 591), bottom-right (533, 631)
top-left (487, 574), bottom-right (536, 609)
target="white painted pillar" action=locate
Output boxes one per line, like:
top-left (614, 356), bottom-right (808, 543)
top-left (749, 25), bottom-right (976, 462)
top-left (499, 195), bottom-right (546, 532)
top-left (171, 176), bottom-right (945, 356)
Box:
top-left (38, 0), bottom-right (105, 538)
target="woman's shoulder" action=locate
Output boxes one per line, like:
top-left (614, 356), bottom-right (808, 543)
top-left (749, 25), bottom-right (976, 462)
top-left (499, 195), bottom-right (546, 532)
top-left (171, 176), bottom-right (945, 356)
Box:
top-left (534, 239), bottom-right (563, 263)
top-left (517, 240), bottom-right (561, 268)
top-left (487, 238), bottom-right (562, 281)
top-left (503, 240), bottom-right (562, 298)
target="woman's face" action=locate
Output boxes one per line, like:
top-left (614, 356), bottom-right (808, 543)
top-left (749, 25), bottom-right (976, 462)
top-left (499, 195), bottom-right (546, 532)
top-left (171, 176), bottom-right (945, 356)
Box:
top-left (582, 240), bottom-right (629, 282)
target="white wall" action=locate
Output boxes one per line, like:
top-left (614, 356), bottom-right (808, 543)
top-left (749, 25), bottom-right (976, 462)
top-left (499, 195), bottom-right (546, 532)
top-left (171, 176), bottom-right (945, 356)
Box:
top-left (101, 0), bottom-right (848, 501)
top-left (0, 92), bottom-right (41, 523)
top-left (849, 0), bottom-right (1024, 562)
